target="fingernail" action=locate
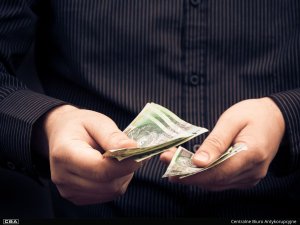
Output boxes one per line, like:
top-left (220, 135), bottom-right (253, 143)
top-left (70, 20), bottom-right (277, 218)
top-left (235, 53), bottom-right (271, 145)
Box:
top-left (193, 151), bottom-right (210, 162)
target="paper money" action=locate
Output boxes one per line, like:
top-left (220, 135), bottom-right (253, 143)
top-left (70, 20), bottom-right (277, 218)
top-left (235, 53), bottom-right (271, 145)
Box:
top-left (162, 144), bottom-right (247, 179)
top-left (103, 102), bottom-right (208, 161)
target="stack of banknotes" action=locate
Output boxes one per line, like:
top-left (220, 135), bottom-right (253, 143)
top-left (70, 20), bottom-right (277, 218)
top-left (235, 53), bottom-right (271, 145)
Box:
top-left (103, 102), bottom-right (208, 162)
top-left (104, 102), bottom-right (247, 178)
top-left (162, 144), bottom-right (247, 178)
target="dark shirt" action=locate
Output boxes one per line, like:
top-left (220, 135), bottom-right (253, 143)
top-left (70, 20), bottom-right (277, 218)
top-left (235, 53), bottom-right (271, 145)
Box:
top-left (0, 0), bottom-right (300, 218)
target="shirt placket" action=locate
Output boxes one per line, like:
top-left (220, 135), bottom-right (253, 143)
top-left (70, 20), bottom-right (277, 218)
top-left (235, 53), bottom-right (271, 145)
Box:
top-left (182, 0), bottom-right (208, 152)
top-left (181, 0), bottom-right (210, 214)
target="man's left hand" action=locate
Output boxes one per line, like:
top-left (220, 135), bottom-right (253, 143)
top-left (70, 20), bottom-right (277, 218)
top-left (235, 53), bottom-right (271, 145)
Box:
top-left (160, 97), bottom-right (285, 191)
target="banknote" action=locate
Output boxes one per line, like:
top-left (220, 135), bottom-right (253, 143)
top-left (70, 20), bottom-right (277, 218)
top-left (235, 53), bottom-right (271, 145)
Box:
top-left (162, 144), bottom-right (247, 179)
top-left (103, 102), bottom-right (208, 161)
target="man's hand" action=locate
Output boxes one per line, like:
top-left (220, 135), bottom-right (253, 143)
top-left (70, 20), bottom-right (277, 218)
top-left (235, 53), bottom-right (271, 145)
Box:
top-left (43, 105), bottom-right (142, 205)
top-left (160, 97), bottom-right (285, 191)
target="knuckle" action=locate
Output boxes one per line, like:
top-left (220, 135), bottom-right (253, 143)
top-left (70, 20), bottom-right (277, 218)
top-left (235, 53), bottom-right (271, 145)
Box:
top-left (109, 130), bottom-right (123, 140)
top-left (108, 130), bottom-right (127, 142)
top-left (110, 179), bottom-right (129, 196)
top-left (249, 182), bottom-right (259, 188)
top-left (91, 160), bottom-right (110, 182)
top-left (57, 188), bottom-right (73, 200)
top-left (105, 131), bottom-right (125, 147)
top-left (252, 142), bottom-right (269, 163)
top-left (110, 184), bottom-right (120, 195)
top-left (252, 150), bottom-right (268, 164)
top-left (96, 167), bottom-right (112, 182)
top-left (51, 174), bottom-right (65, 185)
top-left (209, 167), bottom-right (231, 185)
top-left (119, 182), bottom-right (129, 195)
top-left (260, 152), bottom-right (269, 162)
top-left (204, 135), bottom-right (226, 155)
top-left (50, 149), bottom-right (62, 163)
top-left (115, 186), bottom-right (126, 196)
top-left (213, 172), bottom-right (229, 185)
top-left (50, 145), bottom-right (68, 164)
top-left (254, 169), bottom-right (268, 180)
top-left (92, 171), bottom-right (105, 182)
top-left (112, 185), bottom-right (126, 197)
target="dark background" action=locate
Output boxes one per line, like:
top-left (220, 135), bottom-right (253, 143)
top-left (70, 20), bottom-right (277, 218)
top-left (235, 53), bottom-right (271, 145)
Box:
top-left (0, 45), bottom-right (54, 218)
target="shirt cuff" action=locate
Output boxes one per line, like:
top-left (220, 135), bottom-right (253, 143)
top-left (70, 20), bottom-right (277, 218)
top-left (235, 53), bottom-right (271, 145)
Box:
top-left (0, 89), bottom-right (65, 183)
top-left (268, 88), bottom-right (300, 176)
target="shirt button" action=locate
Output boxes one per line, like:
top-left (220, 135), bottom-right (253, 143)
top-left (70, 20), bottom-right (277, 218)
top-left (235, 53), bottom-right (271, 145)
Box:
top-left (189, 74), bottom-right (200, 86)
top-left (7, 161), bottom-right (16, 170)
top-left (190, 0), bottom-right (201, 6)
top-left (193, 144), bottom-right (201, 152)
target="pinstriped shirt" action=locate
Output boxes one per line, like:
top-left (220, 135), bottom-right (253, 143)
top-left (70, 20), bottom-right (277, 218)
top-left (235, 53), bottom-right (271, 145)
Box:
top-left (1, 0), bottom-right (300, 218)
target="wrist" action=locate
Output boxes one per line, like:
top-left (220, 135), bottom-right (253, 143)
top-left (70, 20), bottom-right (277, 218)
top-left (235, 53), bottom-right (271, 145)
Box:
top-left (261, 97), bottom-right (286, 136)
top-left (33, 104), bottom-right (77, 159)
top-left (44, 104), bottom-right (78, 131)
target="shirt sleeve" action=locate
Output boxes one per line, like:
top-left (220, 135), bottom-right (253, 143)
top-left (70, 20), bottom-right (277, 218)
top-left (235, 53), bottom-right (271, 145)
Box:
top-left (269, 88), bottom-right (300, 176)
top-left (0, 0), bottom-right (65, 182)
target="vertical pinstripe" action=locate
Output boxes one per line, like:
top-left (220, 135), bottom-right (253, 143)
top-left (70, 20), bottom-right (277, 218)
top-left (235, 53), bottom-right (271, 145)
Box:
top-left (1, 0), bottom-right (300, 218)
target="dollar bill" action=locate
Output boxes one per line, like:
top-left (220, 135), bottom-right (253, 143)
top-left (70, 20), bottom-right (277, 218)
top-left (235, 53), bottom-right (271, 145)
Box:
top-left (162, 144), bottom-right (247, 179)
top-left (103, 102), bottom-right (208, 161)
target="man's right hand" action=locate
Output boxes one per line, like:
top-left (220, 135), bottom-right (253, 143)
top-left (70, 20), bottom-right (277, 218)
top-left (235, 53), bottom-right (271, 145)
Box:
top-left (42, 105), bottom-right (141, 205)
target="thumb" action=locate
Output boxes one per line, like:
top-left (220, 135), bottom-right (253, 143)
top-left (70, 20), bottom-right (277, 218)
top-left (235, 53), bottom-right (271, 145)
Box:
top-left (192, 111), bottom-right (246, 167)
top-left (85, 112), bottom-right (137, 151)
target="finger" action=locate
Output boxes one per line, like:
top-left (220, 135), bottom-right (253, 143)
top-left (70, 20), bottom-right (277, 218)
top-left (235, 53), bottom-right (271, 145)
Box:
top-left (199, 168), bottom-right (261, 191)
top-left (84, 112), bottom-right (137, 151)
top-left (58, 140), bottom-right (142, 181)
top-left (55, 174), bottom-right (133, 205)
top-left (169, 148), bottom-right (250, 186)
top-left (71, 176), bottom-right (132, 205)
top-left (192, 110), bottom-right (247, 167)
top-left (57, 186), bottom-right (128, 205)
top-left (59, 172), bottom-right (133, 195)
top-left (159, 147), bottom-right (177, 164)
top-left (227, 166), bottom-right (266, 186)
